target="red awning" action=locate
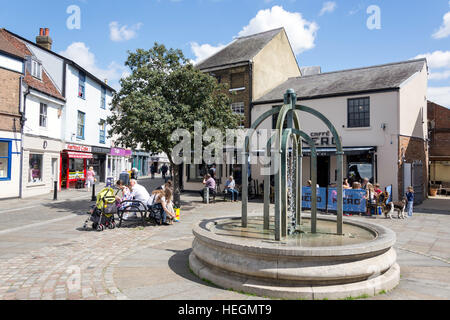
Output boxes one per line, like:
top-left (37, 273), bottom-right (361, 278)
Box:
top-left (67, 152), bottom-right (93, 159)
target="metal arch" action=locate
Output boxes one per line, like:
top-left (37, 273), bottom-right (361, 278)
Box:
top-left (242, 106), bottom-right (281, 228)
top-left (294, 105), bottom-right (344, 235)
top-left (279, 129), bottom-right (318, 238)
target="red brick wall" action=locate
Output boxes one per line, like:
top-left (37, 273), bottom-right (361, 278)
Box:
top-left (0, 67), bottom-right (21, 132)
top-left (428, 101), bottom-right (450, 157)
top-left (398, 135), bottom-right (428, 199)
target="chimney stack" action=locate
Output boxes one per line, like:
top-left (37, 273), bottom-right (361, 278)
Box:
top-left (36, 27), bottom-right (53, 51)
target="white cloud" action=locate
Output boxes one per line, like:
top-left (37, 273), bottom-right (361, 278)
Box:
top-left (109, 21), bottom-right (143, 42)
top-left (414, 51), bottom-right (450, 69)
top-left (237, 6), bottom-right (318, 55)
top-left (191, 5), bottom-right (318, 63)
top-left (428, 87), bottom-right (450, 108)
top-left (190, 42), bottom-right (227, 65)
top-left (429, 70), bottom-right (450, 81)
top-left (59, 42), bottom-right (127, 90)
top-left (319, 2), bottom-right (337, 16)
top-left (432, 11), bottom-right (450, 39)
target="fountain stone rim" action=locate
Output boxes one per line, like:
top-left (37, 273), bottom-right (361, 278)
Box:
top-left (193, 215), bottom-right (397, 258)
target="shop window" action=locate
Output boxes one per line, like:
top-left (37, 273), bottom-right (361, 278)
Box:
top-left (78, 71), bottom-right (86, 99)
top-left (39, 103), bottom-right (48, 128)
top-left (29, 154), bottom-right (43, 184)
top-left (348, 98), bottom-right (370, 128)
top-left (347, 154), bottom-right (374, 185)
top-left (77, 111), bottom-right (85, 140)
top-left (101, 87), bottom-right (106, 109)
top-left (0, 141), bottom-right (11, 180)
top-left (231, 102), bottom-right (245, 128)
top-left (69, 158), bottom-right (85, 180)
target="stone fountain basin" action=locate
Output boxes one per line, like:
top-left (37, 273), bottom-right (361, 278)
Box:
top-left (190, 215), bottom-right (400, 300)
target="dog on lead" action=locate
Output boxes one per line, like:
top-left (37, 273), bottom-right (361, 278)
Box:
top-left (385, 199), bottom-right (407, 219)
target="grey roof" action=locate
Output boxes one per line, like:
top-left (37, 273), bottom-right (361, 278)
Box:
top-left (255, 59), bottom-right (427, 104)
top-left (196, 28), bottom-right (285, 70)
top-left (300, 66), bottom-right (321, 76)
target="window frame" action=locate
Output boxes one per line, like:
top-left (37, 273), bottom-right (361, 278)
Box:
top-left (77, 111), bottom-right (86, 140)
top-left (99, 119), bottom-right (106, 144)
top-left (347, 97), bottom-right (370, 128)
top-left (231, 102), bottom-right (245, 128)
top-left (28, 153), bottom-right (44, 185)
top-left (78, 71), bottom-right (86, 99)
top-left (31, 59), bottom-right (42, 80)
top-left (101, 87), bottom-right (106, 109)
top-left (0, 140), bottom-right (12, 181)
top-left (39, 103), bottom-right (48, 128)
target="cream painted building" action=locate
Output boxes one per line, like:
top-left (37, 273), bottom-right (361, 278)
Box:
top-left (252, 59), bottom-right (429, 203)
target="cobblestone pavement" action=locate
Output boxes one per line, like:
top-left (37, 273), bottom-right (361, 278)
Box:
top-left (0, 187), bottom-right (449, 300)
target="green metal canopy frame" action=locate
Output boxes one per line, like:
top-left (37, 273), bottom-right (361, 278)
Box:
top-left (242, 89), bottom-right (344, 241)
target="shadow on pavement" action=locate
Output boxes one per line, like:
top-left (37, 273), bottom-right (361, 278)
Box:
top-left (166, 248), bottom-right (221, 289)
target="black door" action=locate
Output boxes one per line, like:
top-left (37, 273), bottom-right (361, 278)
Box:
top-left (317, 156), bottom-right (330, 187)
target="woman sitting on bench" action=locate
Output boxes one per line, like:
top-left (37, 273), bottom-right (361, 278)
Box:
top-left (150, 188), bottom-right (176, 225)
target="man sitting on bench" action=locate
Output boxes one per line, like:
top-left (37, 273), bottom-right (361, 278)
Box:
top-left (224, 176), bottom-right (239, 202)
top-left (200, 174), bottom-right (216, 201)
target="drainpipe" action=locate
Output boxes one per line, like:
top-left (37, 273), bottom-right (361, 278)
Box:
top-left (19, 80), bottom-right (30, 199)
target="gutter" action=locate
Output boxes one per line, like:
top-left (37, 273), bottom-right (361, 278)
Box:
top-left (19, 80), bottom-right (30, 199)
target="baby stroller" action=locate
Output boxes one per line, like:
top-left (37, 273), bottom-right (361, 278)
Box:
top-left (83, 187), bottom-right (118, 232)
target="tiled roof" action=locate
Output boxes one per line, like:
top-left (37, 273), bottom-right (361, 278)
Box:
top-left (0, 31), bottom-right (24, 60)
top-left (196, 28), bottom-right (285, 70)
top-left (0, 29), bottom-right (65, 101)
top-left (254, 59), bottom-right (427, 103)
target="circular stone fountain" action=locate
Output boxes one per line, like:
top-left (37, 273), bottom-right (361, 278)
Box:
top-left (189, 215), bottom-right (400, 300)
top-left (189, 90), bottom-right (400, 300)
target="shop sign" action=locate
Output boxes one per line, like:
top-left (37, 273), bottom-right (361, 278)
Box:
top-left (327, 189), bottom-right (367, 213)
top-left (91, 146), bottom-right (111, 154)
top-left (302, 187), bottom-right (327, 210)
top-left (66, 144), bottom-right (92, 153)
top-left (307, 131), bottom-right (336, 147)
top-left (110, 148), bottom-right (132, 157)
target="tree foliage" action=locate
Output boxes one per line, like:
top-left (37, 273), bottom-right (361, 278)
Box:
top-left (108, 43), bottom-right (240, 205)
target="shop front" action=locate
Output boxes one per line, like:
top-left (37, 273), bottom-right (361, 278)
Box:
top-left (89, 146), bottom-right (111, 183)
top-left (60, 144), bottom-right (93, 189)
top-left (107, 148), bottom-right (132, 182)
top-left (132, 150), bottom-right (151, 177)
top-left (21, 135), bottom-right (63, 198)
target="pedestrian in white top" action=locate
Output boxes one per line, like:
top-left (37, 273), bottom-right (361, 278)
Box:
top-left (124, 179), bottom-right (151, 220)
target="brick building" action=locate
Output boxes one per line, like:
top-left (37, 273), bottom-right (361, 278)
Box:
top-left (428, 101), bottom-right (450, 191)
top-left (0, 31), bottom-right (24, 198)
top-left (184, 28), bottom-right (301, 190)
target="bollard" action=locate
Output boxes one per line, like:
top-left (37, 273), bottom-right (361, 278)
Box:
top-left (204, 187), bottom-right (210, 204)
top-left (91, 183), bottom-right (96, 202)
top-left (53, 181), bottom-right (58, 201)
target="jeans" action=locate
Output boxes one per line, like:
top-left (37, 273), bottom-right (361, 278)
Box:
top-left (228, 189), bottom-right (239, 201)
top-left (407, 201), bottom-right (414, 217)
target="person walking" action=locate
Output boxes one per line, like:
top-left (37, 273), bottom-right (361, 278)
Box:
top-left (86, 167), bottom-right (96, 192)
top-left (150, 163), bottom-right (157, 179)
top-left (406, 186), bottom-right (415, 218)
top-left (161, 164), bottom-right (169, 181)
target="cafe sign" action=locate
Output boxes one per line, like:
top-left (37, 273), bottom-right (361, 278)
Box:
top-left (65, 144), bottom-right (92, 153)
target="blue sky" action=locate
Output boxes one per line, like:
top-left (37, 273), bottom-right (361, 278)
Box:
top-left (1, 0), bottom-right (449, 106)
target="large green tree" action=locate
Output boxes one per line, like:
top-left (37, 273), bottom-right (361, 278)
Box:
top-left (108, 43), bottom-right (239, 207)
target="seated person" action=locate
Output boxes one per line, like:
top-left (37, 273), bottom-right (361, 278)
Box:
top-left (122, 179), bottom-right (151, 220)
top-left (149, 188), bottom-right (176, 225)
top-left (200, 174), bottom-right (216, 200)
top-left (224, 176), bottom-right (239, 202)
top-left (115, 180), bottom-right (133, 211)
